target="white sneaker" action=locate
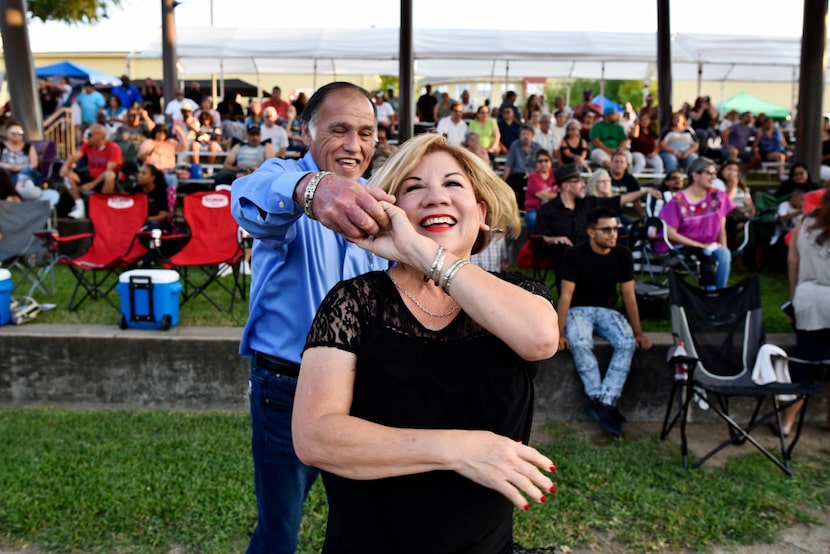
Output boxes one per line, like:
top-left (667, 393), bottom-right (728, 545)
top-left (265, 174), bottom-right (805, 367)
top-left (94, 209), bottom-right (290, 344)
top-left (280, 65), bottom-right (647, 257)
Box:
top-left (240, 260), bottom-right (251, 276)
top-left (67, 204), bottom-right (86, 219)
top-left (217, 263), bottom-right (233, 278)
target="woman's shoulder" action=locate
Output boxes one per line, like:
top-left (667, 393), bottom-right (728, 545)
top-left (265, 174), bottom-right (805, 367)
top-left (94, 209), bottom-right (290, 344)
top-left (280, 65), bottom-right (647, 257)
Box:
top-left (334, 271), bottom-right (388, 295)
top-left (493, 270), bottom-right (554, 302)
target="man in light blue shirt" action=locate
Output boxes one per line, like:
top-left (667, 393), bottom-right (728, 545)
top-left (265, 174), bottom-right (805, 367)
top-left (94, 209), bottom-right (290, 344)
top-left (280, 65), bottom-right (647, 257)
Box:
top-left (231, 82), bottom-right (392, 554)
top-left (76, 81), bottom-right (106, 128)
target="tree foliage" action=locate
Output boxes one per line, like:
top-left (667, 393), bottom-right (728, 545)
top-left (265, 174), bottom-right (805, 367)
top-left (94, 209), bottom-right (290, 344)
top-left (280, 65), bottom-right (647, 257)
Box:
top-left (26, 0), bottom-right (122, 24)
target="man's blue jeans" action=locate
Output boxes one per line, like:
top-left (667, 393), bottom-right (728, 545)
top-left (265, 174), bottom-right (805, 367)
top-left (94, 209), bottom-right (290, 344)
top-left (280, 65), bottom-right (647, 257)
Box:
top-left (565, 307), bottom-right (636, 407)
top-left (246, 361), bottom-right (319, 554)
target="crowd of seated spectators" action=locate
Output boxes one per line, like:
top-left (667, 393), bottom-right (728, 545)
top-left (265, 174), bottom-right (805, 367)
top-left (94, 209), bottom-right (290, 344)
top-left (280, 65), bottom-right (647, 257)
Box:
top-left (11, 80), bottom-right (325, 223)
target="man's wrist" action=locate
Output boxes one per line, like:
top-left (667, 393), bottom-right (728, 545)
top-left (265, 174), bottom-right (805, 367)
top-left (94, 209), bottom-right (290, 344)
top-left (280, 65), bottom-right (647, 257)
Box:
top-left (303, 171), bottom-right (333, 220)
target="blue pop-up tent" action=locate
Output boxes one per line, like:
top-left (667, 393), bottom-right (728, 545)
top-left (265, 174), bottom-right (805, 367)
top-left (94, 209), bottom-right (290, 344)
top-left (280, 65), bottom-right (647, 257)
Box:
top-left (591, 95), bottom-right (623, 113)
top-left (35, 61), bottom-right (121, 87)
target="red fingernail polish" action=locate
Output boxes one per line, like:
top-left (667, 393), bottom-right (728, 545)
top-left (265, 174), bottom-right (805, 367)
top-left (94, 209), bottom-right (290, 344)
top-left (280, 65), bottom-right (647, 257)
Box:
top-left (550, 464), bottom-right (557, 473)
top-left (523, 504), bottom-right (530, 511)
top-left (540, 495), bottom-right (547, 503)
top-left (549, 484), bottom-right (557, 493)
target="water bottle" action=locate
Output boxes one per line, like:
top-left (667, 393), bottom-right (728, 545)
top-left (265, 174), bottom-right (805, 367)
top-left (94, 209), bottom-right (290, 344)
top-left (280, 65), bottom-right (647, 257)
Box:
top-left (151, 228), bottom-right (162, 249)
top-left (673, 339), bottom-right (688, 382)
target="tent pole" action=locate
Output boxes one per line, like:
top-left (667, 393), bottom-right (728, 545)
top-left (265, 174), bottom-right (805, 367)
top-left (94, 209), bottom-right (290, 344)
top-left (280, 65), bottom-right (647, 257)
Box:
top-left (253, 60), bottom-right (261, 101)
top-left (219, 59), bottom-right (225, 102)
top-left (600, 62), bottom-right (605, 108)
top-left (211, 75), bottom-right (217, 108)
top-left (790, 66), bottom-right (797, 127)
top-left (490, 60), bottom-right (496, 107)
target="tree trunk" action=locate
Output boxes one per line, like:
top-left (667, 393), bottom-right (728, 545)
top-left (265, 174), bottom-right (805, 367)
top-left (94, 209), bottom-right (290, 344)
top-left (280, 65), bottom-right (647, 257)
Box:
top-left (0, 0), bottom-right (43, 141)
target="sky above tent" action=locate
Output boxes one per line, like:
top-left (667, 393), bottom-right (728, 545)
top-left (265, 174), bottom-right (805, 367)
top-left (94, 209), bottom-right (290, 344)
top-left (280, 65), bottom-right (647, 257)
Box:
top-left (25, 0), bottom-right (809, 53)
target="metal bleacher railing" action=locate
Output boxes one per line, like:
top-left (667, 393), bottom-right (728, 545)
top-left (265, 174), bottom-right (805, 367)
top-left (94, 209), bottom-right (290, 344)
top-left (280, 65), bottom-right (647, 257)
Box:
top-left (42, 108), bottom-right (76, 160)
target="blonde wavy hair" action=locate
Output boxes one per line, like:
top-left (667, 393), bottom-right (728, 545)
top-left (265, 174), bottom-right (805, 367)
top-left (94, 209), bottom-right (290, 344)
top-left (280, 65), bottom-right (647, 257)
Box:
top-left (369, 133), bottom-right (520, 255)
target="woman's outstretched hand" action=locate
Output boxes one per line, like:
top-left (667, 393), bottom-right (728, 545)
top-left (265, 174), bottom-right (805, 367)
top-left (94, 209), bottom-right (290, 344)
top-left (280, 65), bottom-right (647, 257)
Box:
top-left (449, 430), bottom-right (557, 511)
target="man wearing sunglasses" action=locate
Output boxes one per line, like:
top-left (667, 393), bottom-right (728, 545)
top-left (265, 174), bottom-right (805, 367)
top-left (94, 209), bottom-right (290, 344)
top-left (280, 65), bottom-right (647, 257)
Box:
top-left (556, 208), bottom-right (652, 437)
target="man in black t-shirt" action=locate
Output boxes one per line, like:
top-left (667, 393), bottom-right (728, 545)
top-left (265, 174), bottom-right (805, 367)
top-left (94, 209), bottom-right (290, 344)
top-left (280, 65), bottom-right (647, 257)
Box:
top-left (557, 208), bottom-right (652, 437)
top-left (535, 164), bottom-right (659, 293)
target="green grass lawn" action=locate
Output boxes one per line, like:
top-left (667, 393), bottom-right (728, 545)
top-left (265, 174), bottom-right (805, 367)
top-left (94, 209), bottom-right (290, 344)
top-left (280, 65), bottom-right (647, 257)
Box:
top-left (1, 409), bottom-right (828, 554)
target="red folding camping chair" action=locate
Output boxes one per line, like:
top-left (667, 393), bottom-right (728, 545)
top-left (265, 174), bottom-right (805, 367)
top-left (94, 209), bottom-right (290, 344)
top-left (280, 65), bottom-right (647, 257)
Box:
top-left (48, 193), bottom-right (148, 311)
top-left (163, 190), bottom-right (245, 312)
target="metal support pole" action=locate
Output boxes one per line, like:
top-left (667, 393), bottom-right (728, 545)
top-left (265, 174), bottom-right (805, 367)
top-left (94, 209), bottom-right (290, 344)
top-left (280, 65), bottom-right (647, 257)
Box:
top-left (795, 0), bottom-right (827, 177)
top-left (161, 0), bottom-right (178, 110)
top-left (398, 0), bottom-right (414, 143)
top-left (656, 0), bottom-right (673, 132)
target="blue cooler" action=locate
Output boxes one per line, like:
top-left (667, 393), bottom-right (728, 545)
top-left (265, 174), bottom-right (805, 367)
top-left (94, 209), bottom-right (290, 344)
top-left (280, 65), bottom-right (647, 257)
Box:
top-left (0, 269), bottom-right (11, 326)
top-left (117, 269), bottom-right (182, 330)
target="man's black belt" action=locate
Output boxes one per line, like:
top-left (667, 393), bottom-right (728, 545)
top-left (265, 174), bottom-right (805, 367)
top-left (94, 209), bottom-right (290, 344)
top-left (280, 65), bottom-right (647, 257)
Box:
top-left (253, 351), bottom-right (301, 378)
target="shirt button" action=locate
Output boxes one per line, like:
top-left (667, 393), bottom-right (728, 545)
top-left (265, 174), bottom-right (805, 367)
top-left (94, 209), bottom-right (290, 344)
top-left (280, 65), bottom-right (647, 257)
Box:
top-left (278, 201), bottom-right (285, 209)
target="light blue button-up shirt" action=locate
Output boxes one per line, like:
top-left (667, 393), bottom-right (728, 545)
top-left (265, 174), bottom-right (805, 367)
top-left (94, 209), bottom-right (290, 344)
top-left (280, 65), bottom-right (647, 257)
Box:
top-left (231, 152), bottom-right (387, 365)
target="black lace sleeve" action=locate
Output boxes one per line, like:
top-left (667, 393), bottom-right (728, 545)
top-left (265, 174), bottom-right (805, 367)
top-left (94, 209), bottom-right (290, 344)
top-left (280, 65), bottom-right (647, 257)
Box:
top-left (493, 270), bottom-right (554, 304)
top-left (304, 273), bottom-right (377, 355)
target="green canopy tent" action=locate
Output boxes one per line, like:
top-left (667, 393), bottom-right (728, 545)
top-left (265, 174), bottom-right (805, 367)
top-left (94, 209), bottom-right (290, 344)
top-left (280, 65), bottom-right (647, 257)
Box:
top-left (717, 92), bottom-right (791, 119)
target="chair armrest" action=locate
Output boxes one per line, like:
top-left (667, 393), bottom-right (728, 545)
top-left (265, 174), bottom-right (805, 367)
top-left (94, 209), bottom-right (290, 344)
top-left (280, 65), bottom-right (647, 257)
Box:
top-left (35, 231), bottom-right (93, 244)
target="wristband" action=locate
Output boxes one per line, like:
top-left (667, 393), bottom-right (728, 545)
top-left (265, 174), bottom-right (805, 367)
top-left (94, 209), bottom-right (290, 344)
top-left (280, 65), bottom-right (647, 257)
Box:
top-left (442, 258), bottom-right (470, 295)
top-left (424, 245), bottom-right (446, 284)
top-left (303, 171), bottom-right (333, 220)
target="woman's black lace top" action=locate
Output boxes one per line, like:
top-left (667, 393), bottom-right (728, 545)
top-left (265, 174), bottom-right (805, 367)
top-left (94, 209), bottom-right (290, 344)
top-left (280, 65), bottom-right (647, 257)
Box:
top-left (304, 270), bottom-right (553, 554)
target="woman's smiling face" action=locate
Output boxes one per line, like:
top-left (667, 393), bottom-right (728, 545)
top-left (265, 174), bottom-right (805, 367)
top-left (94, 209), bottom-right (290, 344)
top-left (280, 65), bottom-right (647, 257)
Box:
top-left (395, 151), bottom-right (486, 257)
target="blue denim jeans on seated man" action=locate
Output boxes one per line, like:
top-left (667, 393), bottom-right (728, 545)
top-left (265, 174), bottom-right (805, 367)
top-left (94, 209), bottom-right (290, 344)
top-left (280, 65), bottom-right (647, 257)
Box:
top-left (247, 361), bottom-right (320, 554)
top-left (565, 306), bottom-right (636, 407)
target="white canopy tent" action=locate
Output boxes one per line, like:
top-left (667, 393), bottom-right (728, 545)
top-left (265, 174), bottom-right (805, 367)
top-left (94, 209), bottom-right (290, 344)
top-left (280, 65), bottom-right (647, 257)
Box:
top-left (140, 27), bottom-right (818, 84)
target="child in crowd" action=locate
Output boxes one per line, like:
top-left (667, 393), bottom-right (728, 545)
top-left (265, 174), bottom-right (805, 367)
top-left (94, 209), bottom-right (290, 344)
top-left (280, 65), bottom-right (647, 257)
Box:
top-left (772, 185), bottom-right (806, 245)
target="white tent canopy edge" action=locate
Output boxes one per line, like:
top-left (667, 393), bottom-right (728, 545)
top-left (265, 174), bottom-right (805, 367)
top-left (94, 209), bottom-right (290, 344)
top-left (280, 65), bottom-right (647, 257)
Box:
top-left (138, 27), bottom-right (819, 84)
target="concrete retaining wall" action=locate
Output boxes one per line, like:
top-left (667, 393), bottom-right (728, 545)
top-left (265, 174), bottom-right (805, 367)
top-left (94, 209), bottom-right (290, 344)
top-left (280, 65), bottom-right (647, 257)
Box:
top-left (0, 324), bottom-right (825, 423)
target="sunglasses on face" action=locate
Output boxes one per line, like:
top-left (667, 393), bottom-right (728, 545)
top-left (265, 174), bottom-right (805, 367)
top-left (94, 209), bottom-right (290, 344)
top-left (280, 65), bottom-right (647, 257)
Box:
top-left (592, 226), bottom-right (621, 234)
top-left (8, 130), bottom-right (24, 135)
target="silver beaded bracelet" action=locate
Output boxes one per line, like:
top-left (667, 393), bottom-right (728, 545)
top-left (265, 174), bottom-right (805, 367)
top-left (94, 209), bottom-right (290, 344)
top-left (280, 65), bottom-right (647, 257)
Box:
top-left (424, 245), bottom-right (446, 285)
top-left (303, 171), bottom-right (333, 220)
top-left (442, 258), bottom-right (470, 295)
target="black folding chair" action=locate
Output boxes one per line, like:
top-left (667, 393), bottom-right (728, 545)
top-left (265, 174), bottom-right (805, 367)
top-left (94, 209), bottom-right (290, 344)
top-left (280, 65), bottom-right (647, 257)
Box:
top-left (0, 199), bottom-right (58, 297)
top-left (660, 271), bottom-right (826, 476)
top-left (630, 216), bottom-right (701, 285)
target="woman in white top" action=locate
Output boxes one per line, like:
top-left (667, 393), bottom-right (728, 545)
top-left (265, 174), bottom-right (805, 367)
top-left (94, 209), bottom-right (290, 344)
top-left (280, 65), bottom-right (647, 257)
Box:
top-left (780, 189), bottom-right (830, 435)
top-left (658, 112), bottom-right (699, 173)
